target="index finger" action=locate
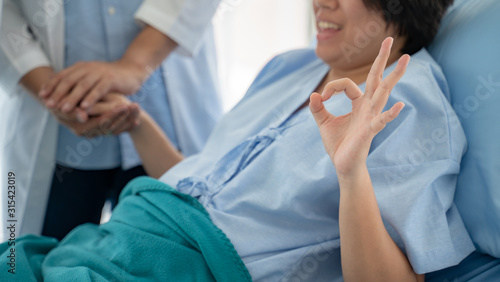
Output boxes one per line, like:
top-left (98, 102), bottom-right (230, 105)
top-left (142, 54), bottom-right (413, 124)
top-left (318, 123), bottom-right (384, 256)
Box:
top-left (322, 78), bottom-right (363, 101)
top-left (39, 74), bottom-right (60, 98)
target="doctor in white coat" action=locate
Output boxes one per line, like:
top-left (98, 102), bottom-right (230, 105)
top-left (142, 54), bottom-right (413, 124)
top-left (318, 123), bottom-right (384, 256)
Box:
top-left (0, 0), bottom-right (222, 241)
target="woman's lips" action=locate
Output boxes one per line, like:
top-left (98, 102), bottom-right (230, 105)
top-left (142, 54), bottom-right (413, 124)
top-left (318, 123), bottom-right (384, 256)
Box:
top-left (316, 21), bottom-right (341, 41)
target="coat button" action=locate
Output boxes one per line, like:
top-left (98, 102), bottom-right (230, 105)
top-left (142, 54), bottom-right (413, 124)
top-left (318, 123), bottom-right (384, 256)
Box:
top-left (108, 6), bottom-right (116, 16)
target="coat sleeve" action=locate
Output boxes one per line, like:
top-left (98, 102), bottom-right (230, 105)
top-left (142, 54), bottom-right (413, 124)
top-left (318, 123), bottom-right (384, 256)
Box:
top-left (134, 0), bottom-right (221, 57)
top-left (0, 0), bottom-right (51, 97)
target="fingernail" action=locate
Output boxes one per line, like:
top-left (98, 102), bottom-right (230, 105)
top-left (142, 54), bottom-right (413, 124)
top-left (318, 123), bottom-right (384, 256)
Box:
top-left (81, 101), bottom-right (89, 108)
top-left (62, 103), bottom-right (71, 112)
top-left (46, 99), bottom-right (55, 107)
top-left (77, 113), bottom-right (86, 123)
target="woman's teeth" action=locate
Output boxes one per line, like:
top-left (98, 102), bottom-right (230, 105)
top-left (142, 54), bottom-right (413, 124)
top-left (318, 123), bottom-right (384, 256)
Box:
top-left (318, 21), bottom-right (341, 30)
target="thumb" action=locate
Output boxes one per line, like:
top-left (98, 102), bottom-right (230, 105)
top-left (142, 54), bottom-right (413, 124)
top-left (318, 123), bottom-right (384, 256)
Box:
top-left (309, 92), bottom-right (334, 127)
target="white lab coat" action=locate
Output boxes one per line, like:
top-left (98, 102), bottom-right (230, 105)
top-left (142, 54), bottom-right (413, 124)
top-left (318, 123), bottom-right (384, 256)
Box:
top-left (0, 0), bottom-right (221, 240)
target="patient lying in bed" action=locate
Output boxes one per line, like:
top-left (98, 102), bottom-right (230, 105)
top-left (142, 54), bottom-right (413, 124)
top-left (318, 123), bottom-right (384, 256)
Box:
top-left (1, 0), bottom-right (474, 281)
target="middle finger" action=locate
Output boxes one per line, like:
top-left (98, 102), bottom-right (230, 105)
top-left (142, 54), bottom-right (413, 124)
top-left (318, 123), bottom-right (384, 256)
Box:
top-left (365, 37), bottom-right (393, 99)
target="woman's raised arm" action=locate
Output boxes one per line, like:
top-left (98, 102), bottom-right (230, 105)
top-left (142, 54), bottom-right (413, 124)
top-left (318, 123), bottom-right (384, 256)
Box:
top-left (309, 37), bottom-right (423, 281)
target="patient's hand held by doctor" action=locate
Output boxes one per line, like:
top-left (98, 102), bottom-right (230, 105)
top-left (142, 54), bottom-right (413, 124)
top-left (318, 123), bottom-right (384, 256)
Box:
top-left (38, 25), bottom-right (177, 114)
top-left (39, 59), bottom-right (147, 114)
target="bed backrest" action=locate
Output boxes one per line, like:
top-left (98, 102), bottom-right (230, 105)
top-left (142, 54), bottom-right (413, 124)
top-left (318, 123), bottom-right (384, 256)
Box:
top-left (428, 0), bottom-right (500, 258)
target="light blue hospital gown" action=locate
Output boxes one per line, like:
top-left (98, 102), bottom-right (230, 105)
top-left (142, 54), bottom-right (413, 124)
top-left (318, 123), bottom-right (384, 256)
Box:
top-left (159, 48), bottom-right (475, 281)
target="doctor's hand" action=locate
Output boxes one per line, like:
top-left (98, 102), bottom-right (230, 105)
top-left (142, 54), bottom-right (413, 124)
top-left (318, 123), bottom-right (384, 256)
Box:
top-left (309, 38), bottom-right (409, 177)
top-left (39, 59), bottom-right (148, 113)
top-left (50, 93), bottom-right (140, 138)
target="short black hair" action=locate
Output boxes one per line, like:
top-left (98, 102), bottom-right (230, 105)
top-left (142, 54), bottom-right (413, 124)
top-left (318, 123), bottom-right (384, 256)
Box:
top-left (362, 0), bottom-right (454, 54)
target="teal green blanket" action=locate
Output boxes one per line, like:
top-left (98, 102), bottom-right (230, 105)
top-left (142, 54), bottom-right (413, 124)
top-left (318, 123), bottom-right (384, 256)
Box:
top-left (0, 177), bottom-right (251, 281)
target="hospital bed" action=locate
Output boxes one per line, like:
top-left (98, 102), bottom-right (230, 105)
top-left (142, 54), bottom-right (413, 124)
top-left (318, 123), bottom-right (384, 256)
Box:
top-left (425, 0), bottom-right (500, 280)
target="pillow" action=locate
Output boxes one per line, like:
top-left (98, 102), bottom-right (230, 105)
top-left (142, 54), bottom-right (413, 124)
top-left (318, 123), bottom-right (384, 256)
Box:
top-left (428, 0), bottom-right (500, 258)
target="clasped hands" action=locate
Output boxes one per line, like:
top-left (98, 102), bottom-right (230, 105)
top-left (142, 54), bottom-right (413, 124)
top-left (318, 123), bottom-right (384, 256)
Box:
top-left (39, 59), bottom-right (147, 138)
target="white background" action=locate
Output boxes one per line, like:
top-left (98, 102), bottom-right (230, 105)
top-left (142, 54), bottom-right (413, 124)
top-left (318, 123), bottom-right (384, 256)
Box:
top-left (214, 0), bottom-right (314, 111)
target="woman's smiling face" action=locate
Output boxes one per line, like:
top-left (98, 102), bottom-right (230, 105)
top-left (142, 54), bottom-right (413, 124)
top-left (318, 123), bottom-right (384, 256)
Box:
top-left (313, 0), bottom-right (403, 72)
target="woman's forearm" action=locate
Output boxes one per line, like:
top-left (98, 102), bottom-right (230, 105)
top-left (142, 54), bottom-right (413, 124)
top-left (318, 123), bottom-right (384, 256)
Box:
top-left (337, 165), bottom-right (424, 282)
top-left (129, 111), bottom-right (184, 178)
